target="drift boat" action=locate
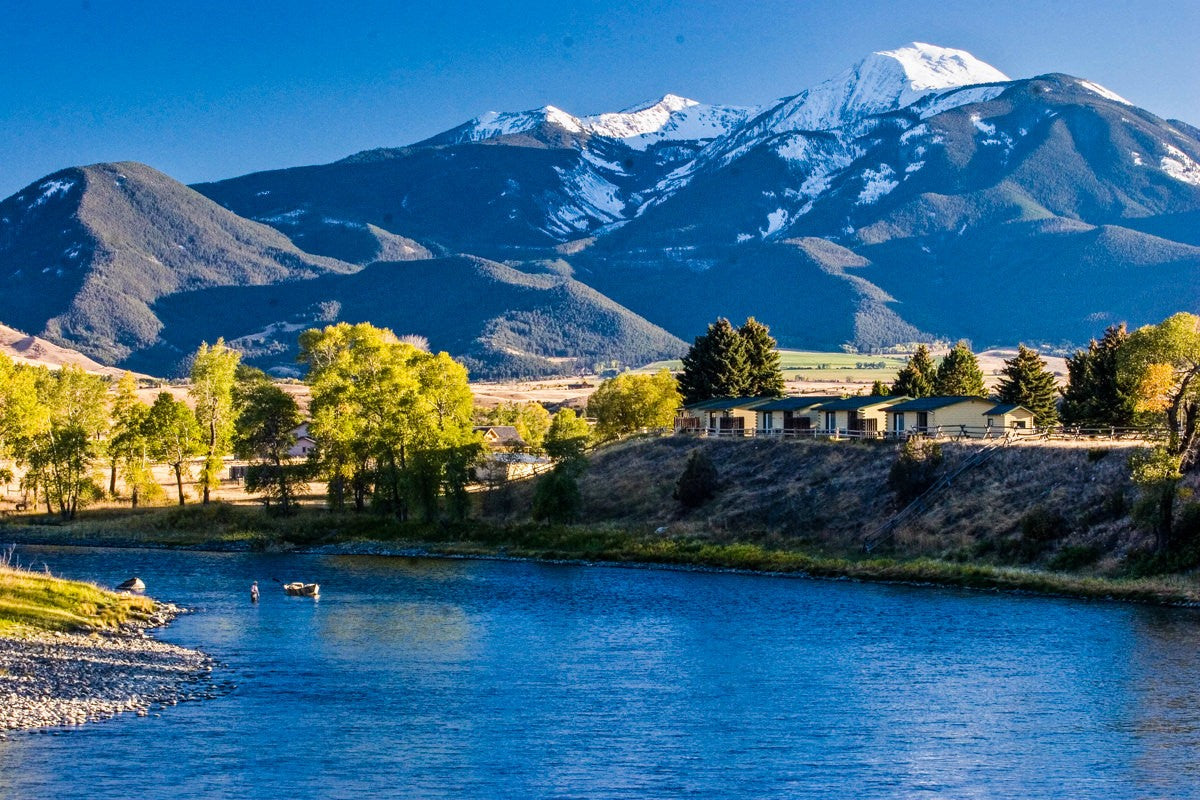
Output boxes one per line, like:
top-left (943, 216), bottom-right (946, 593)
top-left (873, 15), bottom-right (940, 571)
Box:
top-left (283, 582), bottom-right (320, 598)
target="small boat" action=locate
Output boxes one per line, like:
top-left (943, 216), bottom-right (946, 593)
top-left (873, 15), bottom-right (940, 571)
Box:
top-left (116, 577), bottom-right (146, 592)
top-left (283, 582), bottom-right (320, 598)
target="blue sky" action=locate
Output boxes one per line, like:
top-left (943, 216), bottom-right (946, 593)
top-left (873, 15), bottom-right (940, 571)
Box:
top-left (2, 0), bottom-right (1197, 197)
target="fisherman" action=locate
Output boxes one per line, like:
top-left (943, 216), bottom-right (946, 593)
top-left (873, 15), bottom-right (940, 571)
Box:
top-left (250, 581), bottom-right (259, 603)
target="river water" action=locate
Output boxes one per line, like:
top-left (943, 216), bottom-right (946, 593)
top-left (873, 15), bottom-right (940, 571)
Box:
top-left (1, 546), bottom-right (1199, 799)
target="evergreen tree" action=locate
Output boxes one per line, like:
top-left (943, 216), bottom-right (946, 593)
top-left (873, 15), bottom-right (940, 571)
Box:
top-left (869, 380), bottom-right (889, 396)
top-left (739, 317), bottom-right (785, 398)
top-left (933, 341), bottom-right (987, 397)
top-left (1060, 324), bottom-right (1134, 427)
top-left (677, 318), bottom-right (748, 404)
top-left (891, 345), bottom-right (936, 398)
top-left (674, 448), bottom-right (719, 509)
top-left (996, 345), bottom-right (1060, 426)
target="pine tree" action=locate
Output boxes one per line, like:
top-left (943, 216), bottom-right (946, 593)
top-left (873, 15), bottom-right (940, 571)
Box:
top-left (1060, 324), bottom-right (1134, 427)
top-left (870, 380), bottom-right (889, 396)
top-left (739, 317), bottom-right (785, 398)
top-left (996, 345), bottom-right (1060, 426)
top-left (891, 345), bottom-right (936, 397)
top-left (933, 341), bottom-right (987, 397)
top-left (678, 318), bottom-right (749, 404)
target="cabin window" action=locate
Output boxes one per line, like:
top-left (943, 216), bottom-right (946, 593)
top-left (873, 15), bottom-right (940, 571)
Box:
top-left (916, 411), bottom-right (929, 430)
top-left (761, 414), bottom-right (773, 430)
top-left (1014, 420), bottom-right (1026, 429)
top-left (824, 411), bottom-right (836, 430)
top-left (894, 413), bottom-right (905, 431)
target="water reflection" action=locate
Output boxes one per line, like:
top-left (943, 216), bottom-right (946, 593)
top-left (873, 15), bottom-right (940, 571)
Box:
top-left (2, 546), bottom-right (1200, 799)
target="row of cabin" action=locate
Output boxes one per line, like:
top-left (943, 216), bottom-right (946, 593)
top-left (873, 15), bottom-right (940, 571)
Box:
top-left (676, 395), bottom-right (1037, 439)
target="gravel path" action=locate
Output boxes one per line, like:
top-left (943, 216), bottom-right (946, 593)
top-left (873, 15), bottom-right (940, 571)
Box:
top-left (0, 605), bottom-right (224, 735)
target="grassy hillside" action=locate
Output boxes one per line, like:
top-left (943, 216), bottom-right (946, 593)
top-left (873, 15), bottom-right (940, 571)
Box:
top-left (495, 436), bottom-right (1161, 574)
top-left (0, 162), bottom-right (359, 364)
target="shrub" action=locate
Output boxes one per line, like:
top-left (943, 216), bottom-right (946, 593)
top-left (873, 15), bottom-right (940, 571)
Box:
top-left (674, 449), bottom-right (719, 509)
top-left (887, 437), bottom-right (943, 504)
top-left (1046, 545), bottom-right (1103, 571)
top-left (532, 465), bottom-right (582, 523)
top-left (1017, 505), bottom-right (1069, 561)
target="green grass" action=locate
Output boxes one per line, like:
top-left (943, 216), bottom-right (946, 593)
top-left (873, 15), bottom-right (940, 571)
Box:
top-left (639, 349), bottom-right (909, 383)
top-left (0, 564), bottom-right (157, 636)
top-left (6, 505), bottom-right (1199, 607)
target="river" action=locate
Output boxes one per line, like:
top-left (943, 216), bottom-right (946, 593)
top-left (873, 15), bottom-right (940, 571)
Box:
top-left (1, 545), bottom-right (1199, 799)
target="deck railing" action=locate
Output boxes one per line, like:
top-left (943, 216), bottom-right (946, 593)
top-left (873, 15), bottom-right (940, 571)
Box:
top-left (673, 422), bottom-right (1170, 442)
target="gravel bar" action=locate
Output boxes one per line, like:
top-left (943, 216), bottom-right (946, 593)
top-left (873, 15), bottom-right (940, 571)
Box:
top-left (0, 604), bottom-right (224, 735)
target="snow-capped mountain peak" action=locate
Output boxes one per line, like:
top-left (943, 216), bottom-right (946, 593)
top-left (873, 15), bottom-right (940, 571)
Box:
top-left (583, 94), bottom-right (757, 150)
top-left (752, 42), bottom-right (1011, 136)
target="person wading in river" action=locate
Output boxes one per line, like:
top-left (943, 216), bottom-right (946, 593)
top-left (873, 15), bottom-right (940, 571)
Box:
top-left (250, 582), bottom-right (259, 603)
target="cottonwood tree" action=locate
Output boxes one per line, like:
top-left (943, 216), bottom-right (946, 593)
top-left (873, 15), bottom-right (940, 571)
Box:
top-left (891, 345), bottom-right (936, 398)
top-left (481, 402), bottom-right (552, 453)
top-left (299, 322), bottom-right (478, 519)
top-left (108, 373), bottom-right (156, 507)
top-left (996, 345), bottom-right (1059, 426)
top-left (146, 392), bottom-right (202, 506)
top-left (19, 366), bottom-right (108, 520)
top-left (234, 383), bottom-right (307, 514)
top-left (544, 408), bottom-right (591, 463)
top-left (189, 339), bottom-right (241, 504)
top-left (588, 369), bottom-right (681, 440)
top-left (1119, 313), bottom-right (1200, 468)
top-left (933, 341), bottom-right (987, 397)
top-left (1060, 324), bottom-right (1135, 428)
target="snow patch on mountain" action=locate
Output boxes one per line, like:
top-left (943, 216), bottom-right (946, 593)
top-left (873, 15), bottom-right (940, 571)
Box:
top-left (1160, 144), bottom-right (1200, 186)
top-left (33, 180), bottom-right (74, 206)
top-left (583, 94), bottom-right (755, 149)
top-left (1078, 80), bottom-right (1131, 105)
top-left (915, 84), bottom-right (1008, 119)
top-left (857, 165), bottom-right (899, 204)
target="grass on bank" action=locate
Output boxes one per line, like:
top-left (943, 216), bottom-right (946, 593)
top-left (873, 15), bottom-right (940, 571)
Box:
top-left (4, 504), bottom-right (1200, 607)
top-left (0, 558), bottom-right (156, 636)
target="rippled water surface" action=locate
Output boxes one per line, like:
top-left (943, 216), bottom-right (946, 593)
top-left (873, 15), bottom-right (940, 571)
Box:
top-left (2, 546), bottom-right (1200, 799)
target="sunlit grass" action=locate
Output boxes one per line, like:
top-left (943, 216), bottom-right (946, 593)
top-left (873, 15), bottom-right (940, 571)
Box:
top-left (0, 562), bottom-right (156, 636)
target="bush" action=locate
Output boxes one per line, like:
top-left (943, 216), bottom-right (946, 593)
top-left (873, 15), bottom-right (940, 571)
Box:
top-left (1046, 545), bottom-right (1103, 571)
top-left (1017, 505), bottom-right (1069, 561)
top-left (887, 437), bottom-right (943, 504)
top-left (532, 465), bottom-right (582, 523)
top-left (674, 449), bottom-right (719, 509)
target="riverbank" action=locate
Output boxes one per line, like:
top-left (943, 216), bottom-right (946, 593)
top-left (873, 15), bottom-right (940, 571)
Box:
top-left (3, 507), bottom-right (1199, 607)
top-left (0, 564), bottom-right (220, 735)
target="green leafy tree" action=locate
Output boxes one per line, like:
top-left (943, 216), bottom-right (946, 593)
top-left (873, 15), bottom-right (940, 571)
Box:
top-left (18, 366), bottom-right (108, 520)
top-left (588, 369), bottom-right (681, 440)
top-left (996, 345), bottom-right (1059, 426)
top-left (891, 345), bottom-right (936, 398)
top-left (532, 464), bottom-right (582, 523)
top-left (480, 402), bottom-right (552, 453)
top-left (933, 341), bottom-right (987, 397)
top-left (234, 383), bottom-right (308, 514)
top-left (739, 317), bottom-right (785, 398)
top-left (678, 318), bottom-right (748, 404)
top-left (189, 339), bottom-right (241, 503)
top-left (1119, 313), bottom-right (1200, 467)
top-left (674, 448), bottom-right (719, 509)
top-left (146, 392), bottom-right (202, 505)
top-left (299, 322), bottom-right (478, 519)
top-left (544, 408), bottom-right (591, 463)
top-left (109, 373), bottom-right (156, 507)
top-left (1060, 324), bottom-right (1135, 427)
top-left (1130, 446), bottom-right (1183, 552)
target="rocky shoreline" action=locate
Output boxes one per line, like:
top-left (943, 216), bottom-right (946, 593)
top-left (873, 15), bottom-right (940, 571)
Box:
top-left (0, 604), bottom-right (225, 736)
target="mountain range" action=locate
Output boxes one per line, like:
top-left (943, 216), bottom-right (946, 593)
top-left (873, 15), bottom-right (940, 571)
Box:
top-left (2, 42), bottom-right (1198, 378)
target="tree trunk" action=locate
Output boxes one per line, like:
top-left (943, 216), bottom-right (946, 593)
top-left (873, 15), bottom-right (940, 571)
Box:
top-left (109, 460), bottom-right (117, 496)
top-left (131, 484), bottom-right (140, 509)
top-left (175, 464), bottom-right (185, 506)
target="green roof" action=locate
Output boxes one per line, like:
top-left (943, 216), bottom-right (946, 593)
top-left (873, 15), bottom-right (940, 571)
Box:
top-left (813, 395), bottom-right (909, 411)
top-left (682, 396), bottom-right (773, 411)
top-left (886, 396), bottom-right (993, 412)
top-left (752, 395), bottom-right (842, 411)
top-left (983, 403), bottom-right (1032, 416)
